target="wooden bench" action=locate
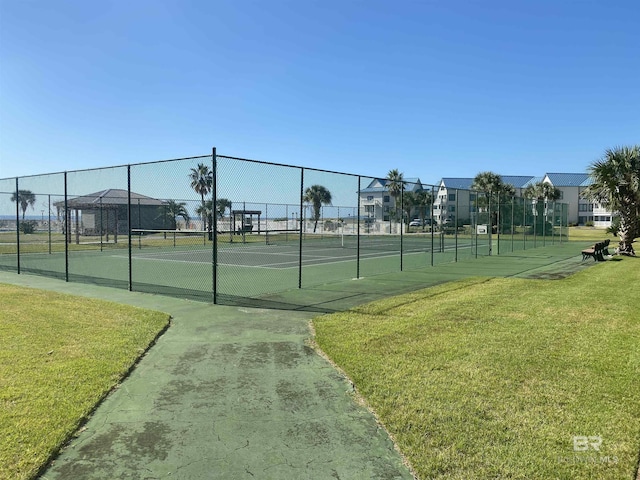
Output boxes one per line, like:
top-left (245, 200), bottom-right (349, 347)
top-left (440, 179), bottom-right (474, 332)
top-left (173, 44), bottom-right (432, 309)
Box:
top-left (235, 224), bottom-right (254, 235)
top-left (581, 239), bottom-right (609, 261)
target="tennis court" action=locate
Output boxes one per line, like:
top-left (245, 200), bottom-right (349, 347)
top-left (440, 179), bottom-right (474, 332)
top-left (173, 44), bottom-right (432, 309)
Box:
top-left (1, 224), bottom-right (578, 309)
top-left (0, 152), bottom-right (573, 308)
top-left (131, 230), bottom-right (482, 268)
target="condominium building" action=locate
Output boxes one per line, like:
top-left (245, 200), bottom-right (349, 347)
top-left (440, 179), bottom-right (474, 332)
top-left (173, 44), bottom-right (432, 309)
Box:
top-left (359, 177), bottom-right (424, 222)
top-left (359, 173), bottom-right (613, 228)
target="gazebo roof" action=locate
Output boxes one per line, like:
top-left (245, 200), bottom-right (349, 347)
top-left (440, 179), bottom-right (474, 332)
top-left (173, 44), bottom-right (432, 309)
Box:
top-left (56, 189), bottom-right (165, 208)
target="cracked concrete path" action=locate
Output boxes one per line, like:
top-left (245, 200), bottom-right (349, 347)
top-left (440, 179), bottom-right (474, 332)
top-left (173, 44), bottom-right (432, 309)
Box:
top-left (1, 272), bottom-right (413, 480)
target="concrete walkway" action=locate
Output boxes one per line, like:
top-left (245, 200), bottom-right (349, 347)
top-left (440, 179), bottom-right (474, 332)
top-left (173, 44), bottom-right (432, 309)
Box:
top-left (1, 272), bottom-right (413, 480)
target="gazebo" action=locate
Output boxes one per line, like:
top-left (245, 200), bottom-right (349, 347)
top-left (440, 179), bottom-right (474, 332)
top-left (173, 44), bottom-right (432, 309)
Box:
top-left (55, 189), bottom-right (166, 244)
top-left (231, 209), bottom-right (262, 234)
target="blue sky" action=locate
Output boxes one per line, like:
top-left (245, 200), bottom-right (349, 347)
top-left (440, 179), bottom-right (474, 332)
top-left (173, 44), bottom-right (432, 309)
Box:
top-left (1, 0), bottom-right (638, 185)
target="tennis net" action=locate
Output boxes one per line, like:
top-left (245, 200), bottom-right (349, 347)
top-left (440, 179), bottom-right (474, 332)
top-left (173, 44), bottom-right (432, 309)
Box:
top-left (266, 230), bottom-right (438, 252)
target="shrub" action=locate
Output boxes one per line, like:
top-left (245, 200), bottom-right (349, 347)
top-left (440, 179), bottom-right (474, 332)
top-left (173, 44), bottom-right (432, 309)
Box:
top-left (19, 221), bottom-right (37, 234)
top-left (606, 216), bottom-right (620, 236)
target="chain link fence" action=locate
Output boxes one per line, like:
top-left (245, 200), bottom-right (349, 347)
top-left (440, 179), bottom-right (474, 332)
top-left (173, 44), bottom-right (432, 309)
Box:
top-left (0, 150), bottom-right (569, 305)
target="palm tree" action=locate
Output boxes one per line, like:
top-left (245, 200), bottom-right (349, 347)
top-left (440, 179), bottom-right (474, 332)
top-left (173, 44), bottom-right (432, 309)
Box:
top-left (582, 145), bottom-right (640, 253)
top-left (415, 189), bottom-right (434, 230)
top-left (189, 163), bottom-right (213, 231)
top-left (10, 190), bottom-right (36, 220)
top-left (216, 198), bottom-right (232, 220)
top-left (195, 200), bottom-right (214, 233)
top-left (163, 200), bottom-right (190, 229)
top-left (211, 198), bottom-right (232, 231)
top-left (303, 185), bottom-right (332, 233)
top-left (472, 172), bottom-right (515, 231)
top-left (523, 181), bottom-right (561, 202)
top-left (401, 191), bottom-right (417, 225)
top-left (523, 182), bottom-right (561, 237)
top-left (386, 169), bottom-right (404, 220)
top-left (472, 171), bottom-right (507, 199)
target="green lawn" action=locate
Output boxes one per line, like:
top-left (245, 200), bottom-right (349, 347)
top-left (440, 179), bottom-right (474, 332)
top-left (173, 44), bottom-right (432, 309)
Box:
top-left (0, 285), bottom-right (170, 480)
top-left (313, 257), bottom-right (640, 479)
top-left (567, 226), bottom-right (615, 242)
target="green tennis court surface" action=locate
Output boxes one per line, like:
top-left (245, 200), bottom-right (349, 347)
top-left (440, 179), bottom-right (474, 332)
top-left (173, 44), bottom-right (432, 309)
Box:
top-left (1, 238), bottom-right (593, 312)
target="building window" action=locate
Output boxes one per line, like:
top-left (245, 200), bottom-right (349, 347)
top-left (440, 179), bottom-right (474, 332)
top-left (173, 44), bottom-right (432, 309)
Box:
top-left (579, 204), bottom-right (594, 212)
top-left (383, 215), bottom-right (389, 222)
top-left (367, 195), bottom-right (374, 201)
top-left (448, 193), bottom-right (456, 201)
top-left (469, 194), bottom-right (476, 201)
top-left (383, 195), bottom-right (390, 203)
top-left (449, 205), bottom-right (455, 212)
top-left (383, 206), bottom-right (389, 213)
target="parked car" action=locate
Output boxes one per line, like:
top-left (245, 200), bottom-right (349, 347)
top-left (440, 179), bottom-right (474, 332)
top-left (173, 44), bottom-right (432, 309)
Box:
top-left (409, 218), bottom-right (435, 227)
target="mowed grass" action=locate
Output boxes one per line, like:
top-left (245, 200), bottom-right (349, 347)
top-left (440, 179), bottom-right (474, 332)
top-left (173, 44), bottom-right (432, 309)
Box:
top-left (313, 257), bottom-right (640, 479)
top-left (568, 226), bottom-right (615, 242)
top-left (0, 284), bottom-right (170, 480)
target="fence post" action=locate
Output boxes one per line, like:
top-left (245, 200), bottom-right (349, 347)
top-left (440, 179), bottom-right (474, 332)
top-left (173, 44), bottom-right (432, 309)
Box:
top-left (64, 172), bottom-right (69, 281)
top-left (511, 196), bottom-right (515, 252)
top-left (15, 178), bottom-right (20, 274)
top-left (543, 200), bottom-right (547, 246)
top-left (400, 183), bottom-right (404, 271)
top-left (431, 185), bottom-right (435, 266)
top-left (533, 201), bottom-right (537, 248)
top-left (455, 189), bottom-right (459, 262)
top-left (99, 197), bottom-right (103, 252)
top-left (137, 199), bottom-right (142, 249)
top-left (357, 176), bottom-right (361, 279)
top-left (298, 168), bottom-right (304, 289)
top-left (474, 192), bottom-right (479, 259)
top-left (488, 192), bottom-right (493, 256)
top-left (523, 197), bottom-right (527, 250)
top-left (496, 195), bottom-right (500, 255)
top-left (48, 194), bottom-right (52, 255)
top-left (127, 165), bottom-right (132, 291)
top-left (212, 147), bottom-right (218, 304)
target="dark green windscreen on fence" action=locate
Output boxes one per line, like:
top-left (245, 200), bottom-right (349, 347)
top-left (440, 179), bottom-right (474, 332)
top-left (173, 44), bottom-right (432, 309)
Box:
top-left (0, 152), bottom-right (570, 305)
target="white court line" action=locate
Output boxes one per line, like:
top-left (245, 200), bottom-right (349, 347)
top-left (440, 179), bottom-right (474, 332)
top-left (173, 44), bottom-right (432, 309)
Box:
top-left (113, 244), bottom-right (477, 270)
top-left (112, 254), bottom-right (211, 265)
